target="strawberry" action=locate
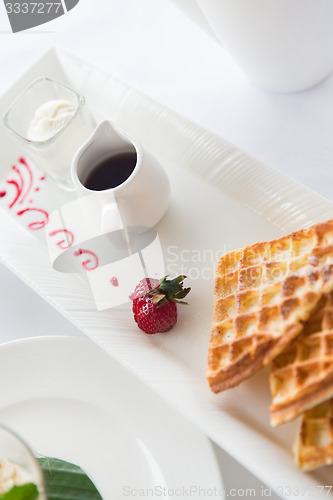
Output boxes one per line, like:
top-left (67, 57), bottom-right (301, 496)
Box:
top-left (132, 275), bottom-right (190, 334)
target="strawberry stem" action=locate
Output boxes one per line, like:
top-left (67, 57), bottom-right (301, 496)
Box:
top-left (147, 275), bottom-right (191, 307)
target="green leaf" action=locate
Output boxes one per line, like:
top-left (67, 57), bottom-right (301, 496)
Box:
top-left (0, 483), bottom-right (38, 500)
top-left (148, 275), bottom-right (191, 305)
top-left (38, 457), bottom-right (102, 500)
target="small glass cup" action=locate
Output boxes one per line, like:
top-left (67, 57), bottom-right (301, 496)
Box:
top-left (0, 424), bottom-right (46, 499)
top-left (2, 76), bottom-right (95, 190)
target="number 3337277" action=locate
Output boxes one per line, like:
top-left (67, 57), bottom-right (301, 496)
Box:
top-left (5, 3), bottom-right (62, 14)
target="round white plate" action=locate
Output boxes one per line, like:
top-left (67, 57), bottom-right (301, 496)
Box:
top-left (0, 336), bottom-right (224, 499)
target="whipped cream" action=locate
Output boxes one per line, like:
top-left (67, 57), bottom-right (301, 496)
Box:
top-left (0, 459), bottom-right (34, 494)
top-left (27, 99), bottom-right (76, 142)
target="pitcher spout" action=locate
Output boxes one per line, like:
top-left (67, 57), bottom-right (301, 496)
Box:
top-left (71, 119), bottom-right (138, 190)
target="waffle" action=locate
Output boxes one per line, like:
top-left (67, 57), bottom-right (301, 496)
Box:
top-left (294, 399), bottom-right (333, 471)
top-left (270, 293), bottom-right (333, 426)
top-left (207, 219), bottom-right (333, 394)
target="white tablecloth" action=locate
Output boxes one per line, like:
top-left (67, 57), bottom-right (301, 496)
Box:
top-left (1, 0), bottom-right (332, 497)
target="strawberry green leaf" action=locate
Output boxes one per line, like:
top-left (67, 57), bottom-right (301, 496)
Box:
top-left (173, 275), bottom-right (187, 283)
top-left (147, 275), bottom-right (191, 305)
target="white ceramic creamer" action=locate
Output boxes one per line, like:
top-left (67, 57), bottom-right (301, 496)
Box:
top-left (71, 119), bottom-right (171, 233)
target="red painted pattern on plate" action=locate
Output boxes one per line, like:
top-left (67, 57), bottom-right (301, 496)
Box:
top-left (49, 229), bottom-right (75, 250)
top-left (18, 157), bottom-right (33, 205)
top-left (1, 157), bottom-right (49, 231)
top-left (74, 248), bottom-right (99, 271)
top-left (17, 208), bottom-right (49, 230)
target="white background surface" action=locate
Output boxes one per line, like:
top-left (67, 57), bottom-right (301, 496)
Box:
top-left (1, 0), bottom-right (332, 497)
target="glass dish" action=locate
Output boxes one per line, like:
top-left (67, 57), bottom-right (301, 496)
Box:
top-left (0, 424), bottom-right (46, 499)
top-left (2, 76), bottom-right (95, 189)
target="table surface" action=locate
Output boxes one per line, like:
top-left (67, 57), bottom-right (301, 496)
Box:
top-left (1, 0), bottom-right (332, 497)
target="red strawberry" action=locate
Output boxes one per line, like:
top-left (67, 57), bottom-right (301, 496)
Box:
top-left (132, 275), bottom-right (190, 334)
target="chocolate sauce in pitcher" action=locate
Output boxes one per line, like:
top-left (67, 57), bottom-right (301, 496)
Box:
top-left (84, 152), bottom-right (137, 191)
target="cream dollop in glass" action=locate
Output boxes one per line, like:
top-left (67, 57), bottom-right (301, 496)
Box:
top-left (2, 77), bottom-right (95, 189)
top-left (27, 99), bottom-right (77, 142)
top-left (0, 458), bottom-right (35, 494)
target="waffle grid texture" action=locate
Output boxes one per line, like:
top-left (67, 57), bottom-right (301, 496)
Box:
top-left (208, 219), bottom-right (333, 470)
top-left (270, 293), bottom-right (333, 427)
top-left (208, 220), bottom-right (333, 394)
top-left (295, 399), bottom-right (333, 471)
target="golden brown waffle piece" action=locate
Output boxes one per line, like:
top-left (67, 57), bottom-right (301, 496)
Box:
top-left (294, 399), bottom-right (333, 471)
top-left (207, 219), bottom-right (333, 394)
top-left (270, 293), bottom-right (333, 427)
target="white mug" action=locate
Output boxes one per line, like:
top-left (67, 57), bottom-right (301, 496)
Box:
top-left (172, 0), bottom-right (333, 93)
top-left (71, 119), bottom-right (171, 234)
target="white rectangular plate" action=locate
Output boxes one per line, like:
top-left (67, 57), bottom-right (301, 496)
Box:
top-left (1, 48), bottom-right (333, 499)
